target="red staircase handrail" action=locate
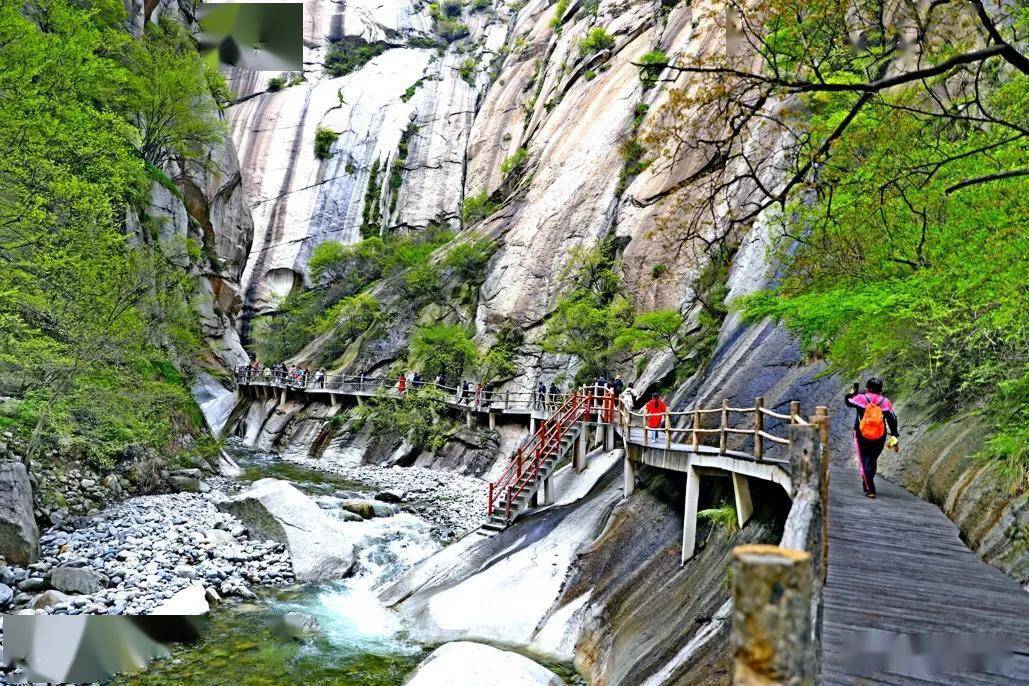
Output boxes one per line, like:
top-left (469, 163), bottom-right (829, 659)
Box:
top-left (487, 389), bottom-right (593, 520)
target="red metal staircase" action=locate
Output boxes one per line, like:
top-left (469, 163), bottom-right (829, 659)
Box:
top-left (481, 390), bottom-right (595, 534)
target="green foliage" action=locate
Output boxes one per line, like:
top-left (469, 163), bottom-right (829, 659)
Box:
top-left (550, 0), bottom-right (569, 29)
top-left (403, 262), bottom-right (443, 299)
top-left (737, 75), bottom-right (1028, 490)
top-left (542, 243), bottom-right (634, 380)
top-left (362, 159), bottom-right (383, 237)
top-left (259, 229), bottom-right (456, 360)
top-left (324, 38), bottom-right (388, 78)
top-left (500, 147), bottom-right (528, 176)
top-left (614, 309), bottom-right (685, 357)
top-left (698, 503), bottom-right (739, 534)
top-left (578, 27), bottom-right (614, 56)
top-left (409, 324), bottom-right (478, 379)
top-left (354, 387), bottom-right (453, 451)
top-left (441, 237), bottom-right (496, 286)
top-left (458, 58), bottom-right (478, 85)
top-left (124, 15), bottom-right (226, 168)
top-left (314, 127), bottom-right (339, 159)
top-left (267, 76), bottom-right (286, 91)
top-left (584, 70), bottom-right (597, 81)
top-left (204, 64), bottom-right (232, 107)
top-left (315, 293), bottom-right (382, 365)
top-left (471, 0), bottom-right (491, 12)
top-left (461, 190), bottom-right (498, 224)
top-left (638, 50), bottom-right (668, 85)
top-left (480, 325), bottom-right (523, 382)
top-left (0, 0), bottom-right (208, 465)
top-left (651, 263), bottom-right (667, 278)
top-left (389, 122), bottom-right (419, 212)
top-left (401, 78), bottom-right (427, 102)
top-left (435, 17), bottom-right (470, 42)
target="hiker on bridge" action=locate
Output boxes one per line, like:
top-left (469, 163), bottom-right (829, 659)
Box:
top-left (534, 381), bottom-right (546, 409)
top-left (548, 382), bottom-right (560, 409)
top-left (458, 380), bottom-right (470, 404)
top-left (412, 371), bottom-right (422, 388)
top-left (645, 391), bottom-right (668, 443)
top-left (397, 373), bottom-right (407, 395)
top-left (611, 375), bottom-right (624, 397)
top-left (845, 378), bottom-right (899, 498)
top-left (315, 368), bottom-right (326, 388)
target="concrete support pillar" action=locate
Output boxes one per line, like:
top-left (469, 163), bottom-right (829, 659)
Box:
top-left (488, 412), bottom-right (496, 430)
top-left (732, 473), bottom-right (754, 529)
top-left (542, 474), bottom-right (555, 505)
top-left (330, 393), bottom-right (339, 408)
top-left (280, 389), bottom-right (288, 405)
top-left (355, 395), bottom-right (363, 406)
top-left (466, 411), bottom-right (473, 428)
top-left (682, 465), bottom-right (700, 564)
top-left (623, 454), bottom-right (636, 497)
top-left (530, 415), bottom-right (538, 437)
top-left (605, 423), bottom-right (615, 451)
top-left (574, 431), bottom-right (586, 472)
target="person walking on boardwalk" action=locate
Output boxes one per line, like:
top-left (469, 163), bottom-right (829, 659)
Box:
top-left (397, 372), bottom-right (407, 395)
top-left (535, 381), bottom-right (546, 409)
top-left (548, 382), bottom-right (560, 410)
top-left (845, 378), bottom-right (899, 498)
top-left (644, 391), bottom-right (668, 444)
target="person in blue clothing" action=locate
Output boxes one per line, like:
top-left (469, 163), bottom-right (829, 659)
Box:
top-left (845, 378), bottom-right (899, 498)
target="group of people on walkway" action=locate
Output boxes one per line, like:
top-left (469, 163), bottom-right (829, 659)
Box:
top-left (235, 362), bottom-right (327, 389)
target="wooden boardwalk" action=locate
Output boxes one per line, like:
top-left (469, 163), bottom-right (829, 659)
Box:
top-left (823, 453), bottom-right (1029, 684)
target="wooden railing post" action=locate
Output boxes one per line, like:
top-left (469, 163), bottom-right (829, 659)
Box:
top-left (504, 390), bottom-right (510, 410)
top-left (692, 408), bottom-right (700, 451)
top-left (789, 400), bottom-right (800, 424)
top-left (516, 448), bottom-right (522, 479)
top-left (665, 411), bottom-right (672, 449)
top-left (754, 396), bottom-right (764, 460)
top-left (720, 398), bottom-right (729, 454)
top-left (731, 544), bottom-right (815, 685)
top-left (815, 406), bottom-right (830, 583)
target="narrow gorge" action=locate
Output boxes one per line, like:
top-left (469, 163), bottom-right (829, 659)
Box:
top-left (0, 0), bottom-right (1025, 683)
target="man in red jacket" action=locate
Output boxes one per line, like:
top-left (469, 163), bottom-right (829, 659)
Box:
top-left (645, 392), bottom-right (668, 444)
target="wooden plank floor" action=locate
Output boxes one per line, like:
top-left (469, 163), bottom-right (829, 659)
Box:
top-left (823, 452), bottom-right (1029, 684)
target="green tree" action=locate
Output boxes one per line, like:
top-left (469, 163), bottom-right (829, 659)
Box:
top-left (409, 324), bottom-right (478, 379)
top-left (579, 27), bottom-right (614, 56)
top-left (614, 309), bottom-right (685, 357)
top-left (441, 237), bottom-right (496, 285)
top-left (122, 16), bottom-right (225, 168)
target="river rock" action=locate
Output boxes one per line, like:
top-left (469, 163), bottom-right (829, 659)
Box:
top-left (375, 490), bottom-right (405, 504)
top-left (339, 498), bottom-right (397, 519)
top-left (405, 642), bottom-right (566, 686)
top-left (216, 479), bottom-right (356, 582)
top-left (17, 577), bottom-right (46, 592)
top-left (48, 567), bottom-right (103, 595)
top-left (275, 612), bottom-right (320, 640)
top-left (28, 589), bottom-right (71, 610)
top-left (0, 582), bottom-right (13, 607)
top-left (151, 584), bottom-right (209, 615)
top-left (0, 461), bottom-right (40, 565)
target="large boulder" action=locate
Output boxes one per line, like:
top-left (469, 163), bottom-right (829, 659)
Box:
top-left (48, 567), bottom-right (103, 595)
top-left (216, 478), bottom-right (356, 582)
top-left (405, 642), bottom-right (566, 686)
top-left (152, 584), bottom-right (209, 615)
top-left (0, 462), bottom-right (39, 565)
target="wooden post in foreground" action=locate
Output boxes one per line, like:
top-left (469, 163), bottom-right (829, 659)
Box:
top-left (720, 399), bottom-right (729, 453)
top-left (754, 396), bottom-right (764, 459)
top-left (731, 544), bottom-right (814, 685)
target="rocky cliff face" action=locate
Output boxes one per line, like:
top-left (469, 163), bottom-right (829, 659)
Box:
top-left (211, 0), bottom-right (1026, 679)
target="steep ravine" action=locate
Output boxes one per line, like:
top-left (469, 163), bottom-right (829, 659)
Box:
top-left (193, 0), bottom-right (1027, 683)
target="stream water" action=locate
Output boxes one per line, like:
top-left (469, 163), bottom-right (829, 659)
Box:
top-left (109, 450), bottom-right (582, 685)
top-left (110, 450), bottom-right (436, 685)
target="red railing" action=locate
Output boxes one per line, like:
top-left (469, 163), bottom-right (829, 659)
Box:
top-left (487, 388), bottom-right (594, 521)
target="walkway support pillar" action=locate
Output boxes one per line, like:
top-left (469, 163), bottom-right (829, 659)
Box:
top-left (732, 473), bottom-right (753, 529)
top-left (466, 411), bottom-right (473, 429)
top-left (731, 544), bottom-right (815, 686)
top-left (623, 453), bottom-right (636, 497)
top-left (488, 411), bottom-right (496, 430)
top-left (605, 423), bottom-right (615, 451)
top-left (543, 474), bottom-right (554, 505)
top-left (530, 416), bottom-right (538, 437)
top-left (574, 431), bottom-right (586, 472)
top-left (330, 393), bottom-right (339, 408)
top-left (682, 464), bottom-right (700, 563)
top-left (280, 388), bottom-right (288, 405)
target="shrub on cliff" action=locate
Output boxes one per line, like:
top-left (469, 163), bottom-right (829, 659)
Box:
top-left (461, 190), bottom-right (498, 224)
top-left (324, 38), bottom-right (388, 78)
top-left (578, 27), bottom-right (614, 56)
top-left (314, 127), bottom-right (339, 159)
top-left (409, 324), bottom-right (478, 380)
